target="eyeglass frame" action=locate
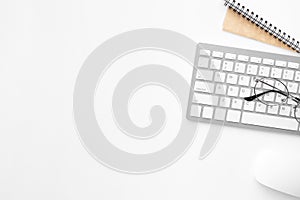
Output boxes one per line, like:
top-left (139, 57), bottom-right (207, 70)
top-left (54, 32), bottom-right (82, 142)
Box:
top-left (244, 77), bottom-right (300, 123)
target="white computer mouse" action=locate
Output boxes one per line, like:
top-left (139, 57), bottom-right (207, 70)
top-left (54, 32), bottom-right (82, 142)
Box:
top-left (254, 148), bottom-right (300, 198)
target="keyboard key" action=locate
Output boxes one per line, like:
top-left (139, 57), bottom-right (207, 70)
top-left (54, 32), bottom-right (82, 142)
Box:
top-left (246, 64), bottom-right (258, 75)
top-left (262, 79), bottom-right (274, 90)
top-left (215, 84), bottom-right (227, 95)
top-left (263, 58), bottom-right (274, 65)
top-left (275, 60), bottom-right (287, 67)
top-left (212, 51), bottom-right (224, 58)
top-left (222, 60), bottom-right (234, 71)
top-left (267, 105), bottom-right (279, 115)
top-left (288, 62), bottom-right (299, 69)
top-left (275, 93), bottom-right (286, 104)
top-left (239, 87), bottom-right (251, 98)
top-left (214, 72), bottom-right (226, 82)
top-left (198, 57), bottom-right (210, 68)
top-left (199, 49), bottom-right (211, 56)
top-left (227, 86), bottom-right (239, 97)
top-left (259, 66), bottom-right (270, 77)
top-left (270, 67), bottom-right (282, 79)
top-left (250, 57), bottom-right (262, 64)
top-left (250, 77), bottom-right (260, 87)
top-left (196, 69), bottom-right (214, 81)
top-left (292, 107), bottom-right (300, 118)
top-left (226, 73), bottom-right (238, 84)
top-left (234, 62), bottom-right (246, 73)
top-left (255, 102), bottom-right (267, 113)
top-left (210, 59), bottom-right (222, 70)
top-left (225, 53), bottom-right (236, 60)
top-left (238, 55), bottom-right (249, 62)
top-left (194, 81), bottom-right (214, 93)
top-left (214, 108), bottom-right (226, 120)
top-left (241, 112), bottom-right (299, 131)
top-left (190, 105), bottom-right (201, 117)
top-left (231, 98), bottom-right (243, 109)
top-left (288, 98), bottom-right (298, 106)
top-left (279, 105), bottom-right (291, 116)
top-left (275, 80), bottom-right (287, 91)
top-left (202, 106), bottom-right (214, 119)
top-left (263, 92), bottom-right (275, 102)
top-left (238, 75), bottom-right (250, 86)
top-left (298, 87), bottom-right (300, 95)
top-left (283, 69), bottom-right (294, 80)
top-left (243, 101), bottom-right (255, 111)
top-left (255, 89), bottom-right (264, 97)
top-left (295, 71), bottom-right (300, 82)
top-left (193, 93), bottom-right (219, 106)
top-left (287, 82), bottom-right (298, 93)
top-left (226, 109), bottom-right (241, 122)
top-left (219, 97), bottom-right (231, 108)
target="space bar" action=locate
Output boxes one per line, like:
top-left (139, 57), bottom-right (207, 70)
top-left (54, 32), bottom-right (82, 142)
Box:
top-left (241, 112), bottom-right (299, 131)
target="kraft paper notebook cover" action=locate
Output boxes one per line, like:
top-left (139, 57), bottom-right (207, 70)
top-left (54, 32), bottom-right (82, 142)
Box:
top-left (223, 0), bottom-right (300, 53)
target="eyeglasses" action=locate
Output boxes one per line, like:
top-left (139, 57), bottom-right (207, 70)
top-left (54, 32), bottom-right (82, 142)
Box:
top-left (244, 77), bottom-right (300, 123)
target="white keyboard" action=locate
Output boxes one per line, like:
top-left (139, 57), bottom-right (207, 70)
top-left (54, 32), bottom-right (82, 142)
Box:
top-left (187, 43), bottom-right (300, 134)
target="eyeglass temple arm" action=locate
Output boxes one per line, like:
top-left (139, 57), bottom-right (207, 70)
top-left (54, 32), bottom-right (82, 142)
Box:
top-left (244, 90), bottom-right (288, 101)
top-left (290, 95), bottom-right (300, 102)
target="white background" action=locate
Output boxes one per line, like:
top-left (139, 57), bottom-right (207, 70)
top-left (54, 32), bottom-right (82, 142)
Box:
top-left (1, 0), bottom-right (300, 199)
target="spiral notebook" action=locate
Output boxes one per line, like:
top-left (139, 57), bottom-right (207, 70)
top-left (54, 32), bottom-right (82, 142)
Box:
top-left (223, 0), bottom-right (300, 53)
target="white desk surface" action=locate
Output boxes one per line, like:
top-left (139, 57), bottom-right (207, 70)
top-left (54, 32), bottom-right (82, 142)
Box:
top-left (1, 0), bottom-right (300, 199)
